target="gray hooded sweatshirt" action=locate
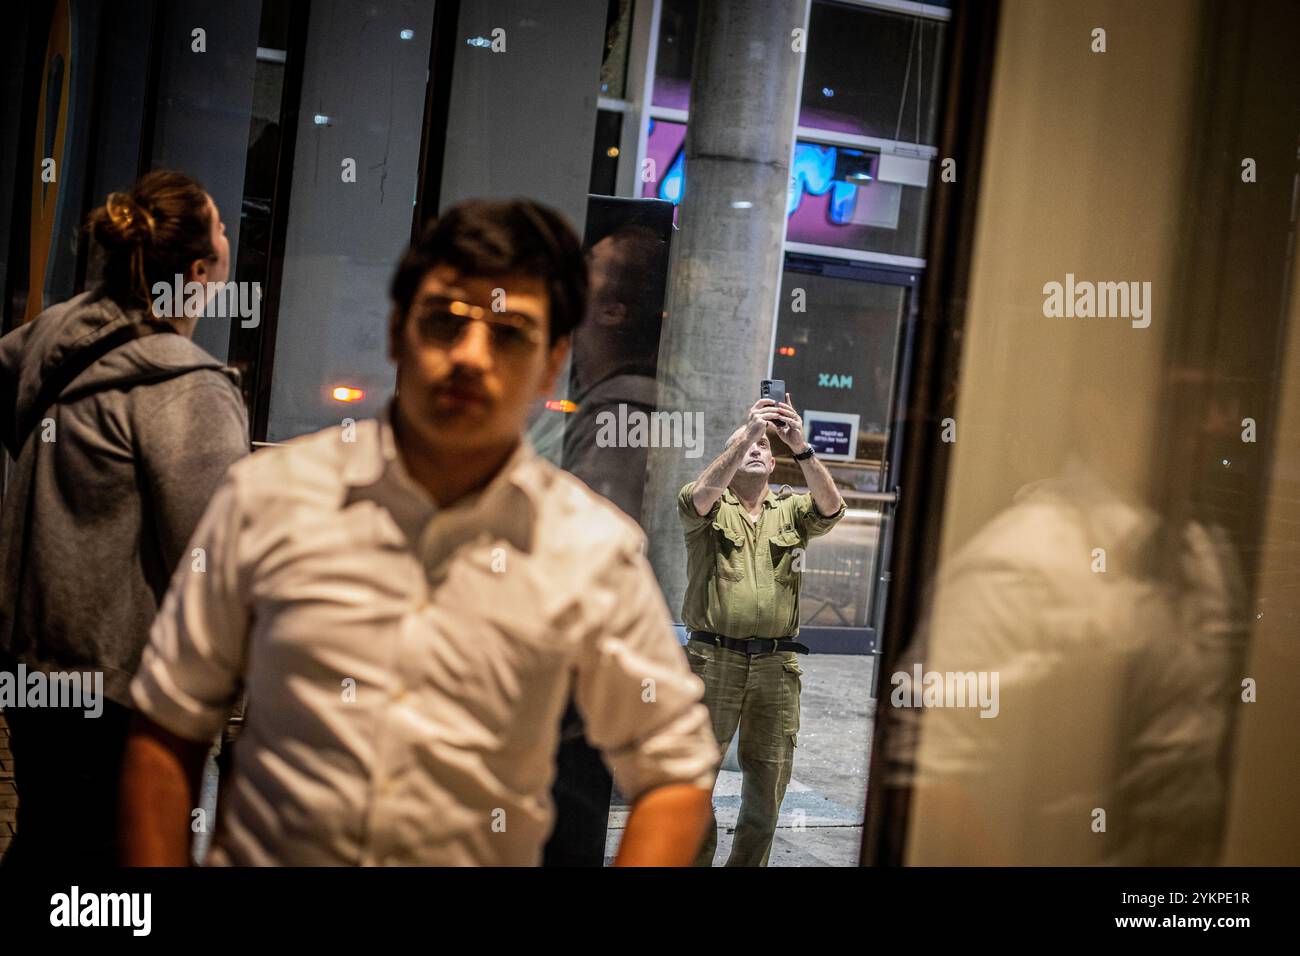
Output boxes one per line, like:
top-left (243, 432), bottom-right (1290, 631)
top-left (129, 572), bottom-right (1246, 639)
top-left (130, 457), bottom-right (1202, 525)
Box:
top-left (0, 289), bottom-right (249, 707)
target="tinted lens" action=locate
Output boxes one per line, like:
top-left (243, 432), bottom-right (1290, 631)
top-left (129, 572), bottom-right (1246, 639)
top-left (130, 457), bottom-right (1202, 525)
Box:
top-left (489, 321), bottom-right (537, 353)
top-left (414, 303), bottom-right (540, 352)
top-left (416, 308), bottom-right (469, 345)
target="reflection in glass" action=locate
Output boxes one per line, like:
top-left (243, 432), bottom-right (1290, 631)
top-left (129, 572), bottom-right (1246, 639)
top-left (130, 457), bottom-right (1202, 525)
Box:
top-left (149, 0), bottom-right (263, 361)
top-left (799, 3), bottom-right (945, 143)
top-left (265, 0), bottom-right (435, 441)
top-left (772, 268), bottom-right (906, 465)
top-left (882, 447), bottom-right (1248, 864)
top-left (651, 0), bottom-right (696, 110)
top-left (642, 122), bottom-right (934, 259)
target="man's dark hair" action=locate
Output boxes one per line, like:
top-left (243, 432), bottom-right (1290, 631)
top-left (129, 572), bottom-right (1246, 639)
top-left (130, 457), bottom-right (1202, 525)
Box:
top-left (390, 198), bottom-right (588, 344)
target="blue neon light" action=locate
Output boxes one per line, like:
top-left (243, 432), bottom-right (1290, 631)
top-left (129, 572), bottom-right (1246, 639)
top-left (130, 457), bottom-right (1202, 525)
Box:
top-left (652, 135), bottom-right (871, 227)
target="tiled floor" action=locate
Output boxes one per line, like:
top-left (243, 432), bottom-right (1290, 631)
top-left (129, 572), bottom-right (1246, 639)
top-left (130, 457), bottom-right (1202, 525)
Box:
top-left (606, 652), bottom-right (877, 866)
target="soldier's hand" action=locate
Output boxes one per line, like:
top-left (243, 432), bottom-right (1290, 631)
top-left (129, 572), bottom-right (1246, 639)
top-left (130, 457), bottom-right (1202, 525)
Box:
top-left (742, 399), bottom-right (780, 444)
top-left (773, 393), bottom-right (807, 453)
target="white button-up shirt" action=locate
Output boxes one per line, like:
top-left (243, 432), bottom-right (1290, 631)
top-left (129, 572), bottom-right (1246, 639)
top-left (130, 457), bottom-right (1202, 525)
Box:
top-left (130, 408), bottom-right (718, 866)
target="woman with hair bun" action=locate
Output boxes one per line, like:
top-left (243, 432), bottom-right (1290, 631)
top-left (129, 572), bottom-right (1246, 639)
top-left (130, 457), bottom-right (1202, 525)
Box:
top-left (0, 170), bottom-right (249, 866)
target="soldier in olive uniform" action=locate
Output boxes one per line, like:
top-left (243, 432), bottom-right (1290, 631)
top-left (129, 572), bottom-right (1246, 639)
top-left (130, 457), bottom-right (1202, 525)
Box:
top-left (678, 394), bottom-right (845, 866)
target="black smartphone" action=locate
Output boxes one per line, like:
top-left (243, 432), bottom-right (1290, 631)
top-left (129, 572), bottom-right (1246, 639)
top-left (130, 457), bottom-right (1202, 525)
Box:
top-left (760, 379), bottom-right (786, 403)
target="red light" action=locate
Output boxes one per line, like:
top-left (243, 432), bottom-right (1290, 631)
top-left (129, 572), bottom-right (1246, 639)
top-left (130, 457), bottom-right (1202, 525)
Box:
top-left (331, 386), bottom-right (365, 403)
top-left (777, 346), bottom-right (796, 357)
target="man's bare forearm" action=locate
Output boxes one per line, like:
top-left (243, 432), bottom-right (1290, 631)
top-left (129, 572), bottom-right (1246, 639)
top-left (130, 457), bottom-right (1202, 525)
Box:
top-left (796, 451), bottom-right (843, 517)
top-left (691, 437), bottom-right (750, 515)
top-left (615, 783), bottom-right (712, 866)
top-left (119, 715), bottom-right (210, 866)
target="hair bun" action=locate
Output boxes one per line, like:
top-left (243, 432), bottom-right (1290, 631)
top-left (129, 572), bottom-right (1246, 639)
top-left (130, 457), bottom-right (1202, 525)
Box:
top-left (93, 192), bottom-right (156, 249)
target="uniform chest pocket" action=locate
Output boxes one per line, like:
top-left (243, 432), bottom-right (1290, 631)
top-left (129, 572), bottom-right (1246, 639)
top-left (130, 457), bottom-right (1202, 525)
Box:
top-left (712, 521), bottom-right (746, 582)
top-left (769, 528), bottom-right (804, 585)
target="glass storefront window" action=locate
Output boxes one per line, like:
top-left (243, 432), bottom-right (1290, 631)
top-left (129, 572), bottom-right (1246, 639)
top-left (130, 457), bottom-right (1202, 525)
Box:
top-left (264, 0), bottom-right (435, 441)
top-left (589, 109), bottom-right (624, 196)
top-left (639, 117), bottom-right (686, 203)
top-left (769, 263), bottom-right (912, 636)
top-left (651, 0), bottom-right (696, 110)
top-left (149, 0), bottom-right (264, 362)
top-left (785, 140), bottom-right (933, 259)
top-left (772, 266), bottom-right (909, 469)
top-left (798, 3), bottom-right (946, 144)
top-left (235, 47), bottom-right (287, 285)
top-left (642, 121), bottom-right (932, 259)
top-left (651, 0), bottom-right (947, 144)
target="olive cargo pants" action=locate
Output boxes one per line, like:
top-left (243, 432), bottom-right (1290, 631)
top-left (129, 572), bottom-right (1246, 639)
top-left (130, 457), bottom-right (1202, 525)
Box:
top-left (685, 637), bottom-right (802, 867)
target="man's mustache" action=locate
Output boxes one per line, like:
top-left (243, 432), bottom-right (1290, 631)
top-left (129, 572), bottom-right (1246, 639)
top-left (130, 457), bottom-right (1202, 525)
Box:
top-left (436, 371), bottom-right (489, 396)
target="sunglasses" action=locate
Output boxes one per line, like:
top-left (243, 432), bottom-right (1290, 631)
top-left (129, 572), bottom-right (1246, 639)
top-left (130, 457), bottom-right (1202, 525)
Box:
top-left (412, 296), bottom-right (545, 355)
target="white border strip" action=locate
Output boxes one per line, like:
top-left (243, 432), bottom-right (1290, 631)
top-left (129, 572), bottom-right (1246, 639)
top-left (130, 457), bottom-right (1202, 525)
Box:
top-left (783, 241), bottom-right (926, 270)
top-left (833, 0), bottom-right (952, 22)
top-left (646, 104), bottom-right (689, 124)
top-left (794, 125), bottom-right (937, 159)
top-left (624, 0), bottom-right (664, 198)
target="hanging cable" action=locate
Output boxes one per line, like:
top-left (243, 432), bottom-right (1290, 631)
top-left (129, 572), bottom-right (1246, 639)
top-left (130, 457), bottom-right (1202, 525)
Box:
top-left (892, 16), bottom-right (921, 148)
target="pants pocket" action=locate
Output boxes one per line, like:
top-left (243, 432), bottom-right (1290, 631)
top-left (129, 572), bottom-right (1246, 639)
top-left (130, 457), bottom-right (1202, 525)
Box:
top-left (686, 643), bottom-right (717, 701)
top-left (781, 659), bottom-right (802, 736)
top-left (686, 641), bottom-right (713, 675)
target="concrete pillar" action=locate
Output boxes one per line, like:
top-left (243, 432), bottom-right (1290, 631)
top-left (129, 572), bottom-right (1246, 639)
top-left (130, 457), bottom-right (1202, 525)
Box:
top-left (640, 0), bottom-right (809, 614)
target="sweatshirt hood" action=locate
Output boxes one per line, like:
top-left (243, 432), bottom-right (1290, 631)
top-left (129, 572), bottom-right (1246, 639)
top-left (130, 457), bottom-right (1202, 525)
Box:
top-left (0, 288), bottom-right (236, 456)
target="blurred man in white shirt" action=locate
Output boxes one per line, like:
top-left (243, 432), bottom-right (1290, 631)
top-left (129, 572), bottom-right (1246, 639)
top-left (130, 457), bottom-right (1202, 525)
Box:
top-left (119, 199), bottom-right (718, 866)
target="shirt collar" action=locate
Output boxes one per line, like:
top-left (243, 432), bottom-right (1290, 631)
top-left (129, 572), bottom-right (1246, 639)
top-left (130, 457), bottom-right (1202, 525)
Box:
top-left (343, 400), bottom-right (546, 524)
top-left (722, 485), bottom-right (785, 509)
top-left (475, 435), bottom-right (547, 522)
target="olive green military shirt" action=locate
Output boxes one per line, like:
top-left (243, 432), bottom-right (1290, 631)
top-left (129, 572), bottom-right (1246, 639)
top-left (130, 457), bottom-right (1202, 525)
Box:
top-left (677, 481), bottom-right (846, 639)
